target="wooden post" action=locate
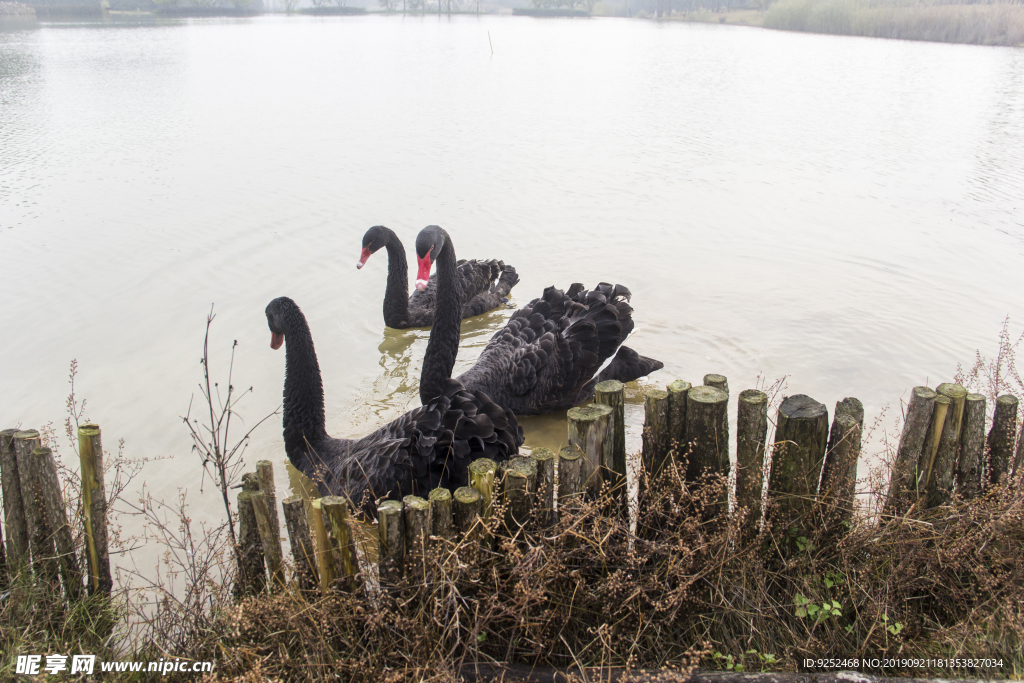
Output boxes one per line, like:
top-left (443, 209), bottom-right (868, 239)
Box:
top-left (0, 512), bottom-right (5, 588)
top-left (1, 429), bottom-right (28, 564)
top-left (453, 486), bottom-right (483, 539)
top-left (703, 374), bottom-right (729, 396)
top-left (252, 470), bottom-right (283, 589)
top-left (31, 446), bottom-right (81, 595)
top-left (886, 386), bottom-right (936, 514)
top-left (927, 383), bottom-right (967, 507)
top-left (917, 394), bottom-right (950, 504)
top-left (987, 394), bottom-right (1018, 487)
top-left (835, 397), bottom-right (864, 428)
top-left (957, 394), bottom-right (986, 500)
top-left (768, 395), bottom-right (828, 530)
top-left (378, 499), bottom-right (405, 582)
top-left (504, 456), bottom-right (537, 528)
top-left (251, 491), bottom-right (284, 590)
top-left (469, 458), bottom-right (497, 525)
top-left (309, 498), bottom-right (334, 594)
top-left (429, 488), bottom-right (453, 542)
top-left (532, 448), bottom-right (556, 526)
top-left (685, 385), bottom-right (729, 514)
top-left (236, 490), bottom-right (266, 596)
top-left (568, 403), bottom-right (612, 496)
top-left (241, 472), bottom-right (260, 492)
top-left (736, 389), bottom-right (768, 540)
top-left (594, 380), bottom-right (626, 485)
top-left (403, 495), bottom-right (430, 570)
top-left (36, 446), bottom-right (81, 596)
top-left (641, 389), bottom-right (670, 477)
top-left (818, 414), bottom-right (861, 529)
top-left (667, 380), bottom-right (691, 463)
top-left (77, 424), bottom-right (111, 596)
top-left (322, 496), bottom-right (359, 591)
top-left (256, 460), bottom-right (280, 543)
top-left (281, 495), bottom-right (318, 593)
top-left (14, 430), bottom-right (43, 568)
top-left (1015, 416), bottom-right (1024, 479)
top-left (557, 445), bottom-right (584, 514)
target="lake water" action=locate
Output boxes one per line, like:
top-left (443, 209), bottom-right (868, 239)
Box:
top-left (2, 14), bottom-right (1023, 537)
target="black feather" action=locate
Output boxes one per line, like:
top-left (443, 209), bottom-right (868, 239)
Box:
top-left (266, 297), bottom-right (522, 516)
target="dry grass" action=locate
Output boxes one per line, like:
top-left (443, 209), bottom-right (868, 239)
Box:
top-left (763, 0), bottom-right (1024, 46)
top-left (5, 319), bottom-right (1024, 681)
top-left (184, 455), bottom-right (1024, 682)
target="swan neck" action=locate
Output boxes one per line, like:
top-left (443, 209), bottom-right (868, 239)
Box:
top-left (420, 236), bottom-right (462, 403)
top-left (382, 234), bottom-right (410, 325)
top-left (282, 313), bottom-right (329, 459)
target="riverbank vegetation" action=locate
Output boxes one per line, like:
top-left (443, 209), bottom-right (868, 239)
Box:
top-left (761, 0), bottom-right (1024, 47)
top-left (3, 320), bottom-right (1024, 681)
top-left (653, 0), bottom-right (1024, 47)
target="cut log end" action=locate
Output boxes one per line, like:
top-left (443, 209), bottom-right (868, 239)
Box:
top-left (428, 488), bottom-right (451, 503)
top-left (567, 403), bottom-right (613, 423)
top-left (703, 374), bottom-right (729, 395)
top-left (594, 379), bottom-right (624, 394)
top-left (688, 385), bottom-right (728, 405)
top-left (739, 389), bottom-right (767, 406)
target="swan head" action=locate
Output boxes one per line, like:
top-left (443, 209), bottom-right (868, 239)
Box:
top-left (266, 296), bottom-right (298, 350)
top-left (358, 225), bottom-right (392, 270)
top-left (414, 225), bottom-right (446, 290)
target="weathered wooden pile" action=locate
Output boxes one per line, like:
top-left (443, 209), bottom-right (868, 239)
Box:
top-left (0, 425), bottom-right (110, 597)
top-left (2, 377), bottom-right (1020, 599)
top-left (229, 376), bottom-right (1024, 596)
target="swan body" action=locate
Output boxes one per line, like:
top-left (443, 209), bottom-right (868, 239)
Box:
top-left (266, 296), bottom-right (522, 512)
top-left (415, 226), bottom-right (663, 415)
top-left (358, 225), bottom-right (519, 329)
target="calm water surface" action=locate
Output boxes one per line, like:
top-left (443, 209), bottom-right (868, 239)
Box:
top-left (2, 15), bottom-right (1024, 535)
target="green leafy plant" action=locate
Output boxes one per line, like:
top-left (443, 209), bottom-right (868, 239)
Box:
top-left (823, 570), bottom-right (845, 589)
top-left (795, 593), bottom-right (842, 621)
top-left (882, 613), bottom-right (904, 636)
top-left (712, 649), bottom-right (778, 672)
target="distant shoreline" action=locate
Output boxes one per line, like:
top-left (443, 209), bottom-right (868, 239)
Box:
top-left (667, 2), bottom-right (1024, 48)
top-left (21, 1), bottom-right (1024, 48)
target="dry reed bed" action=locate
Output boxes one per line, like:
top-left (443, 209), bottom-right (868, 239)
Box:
top-left (202, 462), bottom-right (1024, 682)
top-left (763, 0), bottom-right (1024, 46)
top-left (5, 319), bottom-right (1024, 681)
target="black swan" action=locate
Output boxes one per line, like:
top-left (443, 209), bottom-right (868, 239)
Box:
top-left (266, 296), bottom-right (522, 512)
top-left (357, 225), bottom-right (520, 329)
top-left (414, 226), bottom-right (664, 415)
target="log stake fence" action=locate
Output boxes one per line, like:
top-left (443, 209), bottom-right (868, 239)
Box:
top-left (4, 372), bottom-right (1023, 602)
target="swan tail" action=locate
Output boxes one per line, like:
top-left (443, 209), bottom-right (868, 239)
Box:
top-left (493, 264), bottom-right (519, 299)
top-left (563, 283), bottom-right (635, 366)
top-left (457, 258), bottom-right (503, 303)
top-left (372, 379), bottom-right (521, 511)
top-left (595, 345), bottom-right (664, 384)
top-left (457, 259), bottom-right (517, 318)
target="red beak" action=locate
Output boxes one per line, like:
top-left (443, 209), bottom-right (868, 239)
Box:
top-left (271, 332), bottom-right (284, 350)
top-left (415, 253), bottom-right (431, 290)
top-left (356, 247), bottom-right (371, 270)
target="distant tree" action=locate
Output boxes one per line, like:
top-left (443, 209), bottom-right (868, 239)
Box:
top-left (310, 0), bottom-right (329, 7)
top-left (379, 0), bottom-right (398, 7)
top-left (282, 0), bottom-right (298, 10)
